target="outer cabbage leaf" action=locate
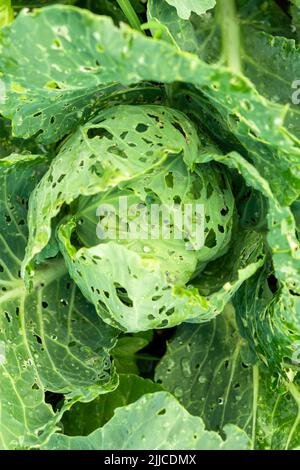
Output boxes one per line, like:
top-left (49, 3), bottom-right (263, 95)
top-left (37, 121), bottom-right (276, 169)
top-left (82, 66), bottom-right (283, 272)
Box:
top-left (163, 0), bottom-right (215, 20)
top-left (195, 150), bottom-right (300, 371)
top-left (0, 5), bottom-right (299, 204)
top-left (156, 307), bottom-right (300, 449)
top-left (62, 374), bottom-right (163, 435)
top-left (43, 391), bottom-right (250, 450)
top-left (0, 154), bottom-right (119, 449)
top-left (234, 267), bottom-right (300, 374)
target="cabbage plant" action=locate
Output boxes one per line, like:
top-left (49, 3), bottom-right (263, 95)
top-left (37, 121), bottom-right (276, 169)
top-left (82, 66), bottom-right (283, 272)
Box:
top-left (0, 0), bottom-right (300, 451)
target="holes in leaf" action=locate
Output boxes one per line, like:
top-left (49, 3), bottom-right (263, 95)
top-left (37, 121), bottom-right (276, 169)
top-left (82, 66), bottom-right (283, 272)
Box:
top-left (220, 207), bottom-right (229, 216)
top-left (172, 121), bottom-right (185, 137)
top-left (267, 274), bottom-right (278, 294)
top-left (152, 295), bottom-right (162, 301)
top-left (5, 215), bottom-right (11, 223)
top-left (33, 111), bottom-right (42, 118)
top-left (57, 174), bottom-right (66, 184)
top-left (136, 123), bottom-right (148, 133)
top-left (50, 116), bottom-right (55, 124)
top-left (87, 128), bottom-right (113, 140)
top-left (0, 264), bottom-right (3, 273)
top-left (45, 81), bottom-right (61, 90)
top-left (107, 145), bottom-right (127, 159)
top-left (104, 291), bottom-right (110, 298)
top-left (34, 334), bottom-right (42, 344)
top-left (224, 360), bottom-right (229, 369)
top-left (42, 301), bottom-right (48, 309)
top-left (165, 172), bottom-right (174, 188)
top-left (166, 307), bottom-right (175, 316)
top-left (5, 312), bottom-right (11, 323)
top-left (159, 319), bottom-right (168, 327)
top-left (248, 128), bottom-right (259, 139)
top-left (157, 408), bottom-right (166, 416)
top-left (90, 161), bottom-right (104, 177)
top-left (289, 290), bottom-right (300, 297)
top-left (218, 224), bottom-right (224, 233)
top-left (148, 314), bottom-right (155, 320)
top-left (173, 195), bottom-right (181, 205)
top-left (52, 38), bottom-right (62, 49)
top-left (204, 229), bottom-right (216, 248)
top-left (114, 283), bottom-right (133, 307)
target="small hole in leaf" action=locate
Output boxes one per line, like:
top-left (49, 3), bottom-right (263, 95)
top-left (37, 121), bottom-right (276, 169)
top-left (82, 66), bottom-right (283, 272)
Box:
top-left (204, 229), bottom-right (216, 248)
top-left (165, 172), bottom-right (174, 188)
top-left (5, 312), bottom-right (11, 322)
top-left (136, 123), bottom-right (148, 133)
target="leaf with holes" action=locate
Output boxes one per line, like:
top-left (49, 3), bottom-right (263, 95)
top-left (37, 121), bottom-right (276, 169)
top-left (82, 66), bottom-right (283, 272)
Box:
top-left (43, 391), bottom-right (250, 450)
top-left (61, 374), bottom-right (163, 436)
top-left (0, 5), bottom-right (299, 204)
top-left (0, 154), bottom-right (119, 449)
top-left (156, 306), bottom-right (300, 449)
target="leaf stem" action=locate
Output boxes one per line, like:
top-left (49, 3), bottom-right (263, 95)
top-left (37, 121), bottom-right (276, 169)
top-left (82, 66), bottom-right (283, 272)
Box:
top-left (216, 0), bottom-right (242, 74)
top-left (116, 0), bottom-right (144, 33)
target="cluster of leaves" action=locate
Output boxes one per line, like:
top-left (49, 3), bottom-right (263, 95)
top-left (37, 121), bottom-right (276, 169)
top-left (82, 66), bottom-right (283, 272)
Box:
top-left (0, 0), bottom-right (300, 450)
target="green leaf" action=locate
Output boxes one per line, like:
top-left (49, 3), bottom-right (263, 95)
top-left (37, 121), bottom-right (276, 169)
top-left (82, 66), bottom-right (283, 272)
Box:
top-left (0, 116), bottom-right (50, 158)
top-left (148, 0), bottom-right (199, 53)
top-left (156, 307), bottom-right (300, 449)
top-left (43, 391), bottom-right (250, 450)
top-left (0, 155), bottom-right (119, 449)
top-left (193, 149), bottom-right (300, 371)
top-left (163, 0), bottom-right (215, 20)
top-left (111, 334), bottom-right (153, 374)
top-left (62, 374), bottom-right (163, 435)
top-left (241, 31), bottom-right (300, 139)
top-left (291, 0), bottom-right (300, 40)
top-left (234, 267), bottom-right (300, 374)
top-left (0, 0), bottom-right (13, 28)
top-left (0, 5), bottom-right (299, 205)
